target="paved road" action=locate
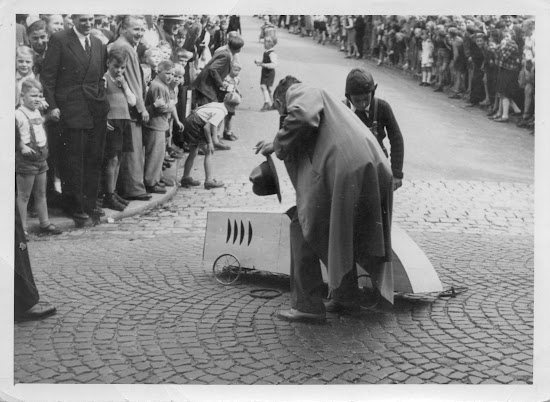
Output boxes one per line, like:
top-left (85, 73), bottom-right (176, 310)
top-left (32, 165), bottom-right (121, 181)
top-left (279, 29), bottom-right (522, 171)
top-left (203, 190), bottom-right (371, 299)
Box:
top-left (13, 16), bottom-right (534, 388)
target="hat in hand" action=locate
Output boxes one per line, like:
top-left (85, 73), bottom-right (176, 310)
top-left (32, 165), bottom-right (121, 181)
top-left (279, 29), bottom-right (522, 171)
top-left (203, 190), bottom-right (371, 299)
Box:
top-left (249, 154), bottom-right (282, 203)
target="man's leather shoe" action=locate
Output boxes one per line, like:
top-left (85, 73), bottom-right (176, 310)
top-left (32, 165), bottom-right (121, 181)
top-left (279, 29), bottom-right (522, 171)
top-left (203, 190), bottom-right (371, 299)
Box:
top-left (125, 194), bottom-right (152, 201)
top-left (85, 207), bottom-right (105, 217)
top-left (70, 210), bottom-right (90, 220)
top-left (15, 303), bottom-right (57, 322)
top-left (146, 185), bottom-right (167, 194)
top-left (324, 299), bottom-right (361, 314)
top-left (276, 308), bottom-right (326, 323)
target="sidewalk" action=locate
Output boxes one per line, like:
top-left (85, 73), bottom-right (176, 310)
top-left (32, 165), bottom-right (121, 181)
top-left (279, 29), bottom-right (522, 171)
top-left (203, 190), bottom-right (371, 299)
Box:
top-left (25, 159), bottom-right (180, 237)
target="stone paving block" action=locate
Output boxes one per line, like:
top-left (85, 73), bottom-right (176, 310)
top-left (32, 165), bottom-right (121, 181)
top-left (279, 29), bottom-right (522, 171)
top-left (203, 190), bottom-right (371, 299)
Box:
top-left (431, 375), bottom-right (452, 384)
top-left (496, 375), bottom-right (514, 384)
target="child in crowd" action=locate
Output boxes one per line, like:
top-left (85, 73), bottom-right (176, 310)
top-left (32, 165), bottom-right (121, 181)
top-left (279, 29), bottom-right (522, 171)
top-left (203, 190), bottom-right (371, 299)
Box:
top-left (41, 14), bottom-right (64, 37)
top-left (15, 46), bottom-right (36, 107)
top-left (101, 49), bottom-right (136, 211)
top-left (255, 36), bottom-right (278, 111)
top-left (143, 47), bottom-right (162, 81)
top-left (177, 92), bottom-right (241, 190)
top-left (141, 64), bottom-right (152, 91)
top-left (221, 62), bottom-right (242, 141)
top-left (163, 62), bottom-right (185, 181)
top-left (175, 48), bottom-right (193, 133)
top-left (420, 29), bottom-right (434, 86)
top-left (159, 41), bottom-right (173, 61)
top-left (259, 15), bottom-right (276, 42)
top-left (26, 20), bottom-right (48, 77)
top-left (143, 60), bottom-right (176, 194)
top-left (15, 79), bottom-right (62, 237)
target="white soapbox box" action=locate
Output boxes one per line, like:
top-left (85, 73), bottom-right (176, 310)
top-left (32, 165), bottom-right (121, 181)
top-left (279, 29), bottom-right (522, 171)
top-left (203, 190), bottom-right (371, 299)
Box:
top-left (203, 209), bottom-right (443, 294)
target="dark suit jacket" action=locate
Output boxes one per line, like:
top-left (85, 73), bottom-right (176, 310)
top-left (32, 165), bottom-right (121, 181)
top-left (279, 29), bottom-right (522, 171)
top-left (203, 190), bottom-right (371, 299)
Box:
top-left (192, 48), bottom-right (232, 102)
top-left (211, 29), bottom-right (227, 53)
top-left (41, 28), bottom-right (109, 129)
top-left (228, 16), bottom-right (241, 34)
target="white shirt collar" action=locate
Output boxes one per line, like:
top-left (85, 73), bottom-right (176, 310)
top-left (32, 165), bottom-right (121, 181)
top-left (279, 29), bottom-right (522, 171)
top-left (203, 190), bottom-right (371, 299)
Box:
top-left (16, 71), bottom-right (34, 81)
top-left (73, 26), bottom-right (90, 50)
top-left (19, 104), bottom-right (39, 115)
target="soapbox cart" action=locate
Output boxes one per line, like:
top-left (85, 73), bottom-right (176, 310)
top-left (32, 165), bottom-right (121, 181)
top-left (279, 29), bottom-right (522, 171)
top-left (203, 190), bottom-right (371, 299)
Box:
top-left (203, 208), bottom-right (444, 296)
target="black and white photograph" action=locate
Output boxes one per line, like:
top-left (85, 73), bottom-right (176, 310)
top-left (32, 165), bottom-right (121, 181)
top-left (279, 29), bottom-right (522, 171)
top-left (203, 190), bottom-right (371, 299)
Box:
top-left (2, 2), bottom-right (549, 401)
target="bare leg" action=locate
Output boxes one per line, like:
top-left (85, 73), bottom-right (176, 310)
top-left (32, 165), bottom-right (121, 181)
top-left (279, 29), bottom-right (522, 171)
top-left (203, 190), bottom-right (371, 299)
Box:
top-left (16, 173), bottom-right (36, 231)
top-left (204, 148), bottom-right (213, 182)
top-left (501, 97), bottom-right (510, 119)
top-left (32, 172), bottom-right (50, 227)
top-left (183, 145), bottom-right (199, 178)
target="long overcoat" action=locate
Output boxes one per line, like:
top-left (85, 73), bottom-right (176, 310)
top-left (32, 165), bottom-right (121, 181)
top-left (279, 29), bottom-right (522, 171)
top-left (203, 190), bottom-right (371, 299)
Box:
top-left (273, 83), bottom-right (394, 298)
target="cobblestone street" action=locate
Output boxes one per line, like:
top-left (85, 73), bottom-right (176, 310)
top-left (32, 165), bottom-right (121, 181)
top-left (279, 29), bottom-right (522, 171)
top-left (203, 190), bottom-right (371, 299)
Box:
top-left (6, 13), bottom-right (540, 402)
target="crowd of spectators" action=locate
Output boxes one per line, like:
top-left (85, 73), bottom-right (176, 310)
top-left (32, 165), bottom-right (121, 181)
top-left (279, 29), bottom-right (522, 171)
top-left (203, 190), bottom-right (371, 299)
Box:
top-left (273, 15), bottom-right (535, 132)
top-left (15, 14), bottom-right (244, 234)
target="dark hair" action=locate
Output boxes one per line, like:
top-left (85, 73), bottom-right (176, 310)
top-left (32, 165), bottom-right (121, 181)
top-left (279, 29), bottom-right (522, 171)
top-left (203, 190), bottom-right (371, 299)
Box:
top-left (227, 35), bottom-right (244, 51)
top-left (273, 76), bottom-right (301, 104)
top-left (27, 19), bottom-right (46, 35)
top-left (108, 48), bottom-right (128, 64)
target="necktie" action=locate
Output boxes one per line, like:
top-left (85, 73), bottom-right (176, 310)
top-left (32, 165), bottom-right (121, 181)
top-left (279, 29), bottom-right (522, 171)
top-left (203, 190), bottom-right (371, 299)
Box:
top-left (85, 37), bottom-right (91, 58)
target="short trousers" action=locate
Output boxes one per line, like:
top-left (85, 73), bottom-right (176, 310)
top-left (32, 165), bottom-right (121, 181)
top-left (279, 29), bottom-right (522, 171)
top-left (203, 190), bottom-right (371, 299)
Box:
top-left (15, 145), bottom-right (49, 175)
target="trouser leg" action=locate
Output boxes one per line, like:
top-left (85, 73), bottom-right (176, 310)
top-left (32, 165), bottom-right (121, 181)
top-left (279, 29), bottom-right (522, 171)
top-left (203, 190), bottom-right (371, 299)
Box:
top-left (60, 127), bottom-right (85, 212)
top-left (143, 128), bottom-right (165, 187)
top-left (14, 202), bottom-right (39, 314)
top-left (289, 212), bottom-right (326, 314)
top-left (117, 122), bottom-right (146, 197)
top-left (83, 119), bottom-right (107, 210)
top-left (330, 263), bottom-right (359, 304)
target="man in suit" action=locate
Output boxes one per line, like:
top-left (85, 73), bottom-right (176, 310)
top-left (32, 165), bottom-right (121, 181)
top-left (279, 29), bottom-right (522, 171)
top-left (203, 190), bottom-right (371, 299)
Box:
top-left (192, 34), bottom-right (244, 106)
top-left (41, 14), bottom-right (110, 220)
top-left (111, 15), bottom-right (152, 201)
top-left (211, 18), bottom-right (228, 53)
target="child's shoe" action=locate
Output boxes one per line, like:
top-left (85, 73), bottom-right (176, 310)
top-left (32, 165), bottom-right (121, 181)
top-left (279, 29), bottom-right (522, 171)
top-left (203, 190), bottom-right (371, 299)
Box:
top-left (223, 132), bottom-right (238, 141)
top-left (260, 102), bottom-right (271, 112)
top-left (204, 179), bottom-right (224, 189)
top-left (160, 177), bottom-right (175, 186)
top-left (39, 224), bottom-right (63, 235)
top-left (214, 142), bottom-right (231, 151)
top-left (180, 176), bottom-right (201, 188)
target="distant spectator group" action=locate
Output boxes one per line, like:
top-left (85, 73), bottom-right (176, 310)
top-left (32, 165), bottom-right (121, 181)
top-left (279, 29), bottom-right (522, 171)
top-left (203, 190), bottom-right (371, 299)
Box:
top-left (273, 15), bottom-right (535, 132)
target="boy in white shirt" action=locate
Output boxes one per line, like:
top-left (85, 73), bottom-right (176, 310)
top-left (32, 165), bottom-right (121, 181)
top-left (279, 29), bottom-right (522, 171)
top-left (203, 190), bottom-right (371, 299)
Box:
top-left (177, 92), bottom-right (241, 189)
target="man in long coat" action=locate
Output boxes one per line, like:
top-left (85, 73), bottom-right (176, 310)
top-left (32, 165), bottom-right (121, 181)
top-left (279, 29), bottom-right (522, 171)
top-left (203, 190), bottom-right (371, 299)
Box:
top-left (255, 76), bottom-right (393, 323)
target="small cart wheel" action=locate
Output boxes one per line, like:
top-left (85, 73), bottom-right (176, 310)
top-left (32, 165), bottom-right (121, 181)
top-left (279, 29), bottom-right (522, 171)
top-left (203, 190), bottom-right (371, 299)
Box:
top-left (212, 254), bottom-right (242, 285)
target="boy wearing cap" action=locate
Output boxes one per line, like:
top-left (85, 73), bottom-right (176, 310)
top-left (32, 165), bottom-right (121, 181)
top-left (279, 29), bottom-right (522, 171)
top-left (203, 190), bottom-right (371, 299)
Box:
top-left (344, 68), bottom-right (404, 191)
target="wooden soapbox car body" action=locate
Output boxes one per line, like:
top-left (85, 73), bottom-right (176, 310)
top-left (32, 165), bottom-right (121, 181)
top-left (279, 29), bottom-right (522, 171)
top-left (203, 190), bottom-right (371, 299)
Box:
top-left (203, 209), bottom-right (443, 294)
